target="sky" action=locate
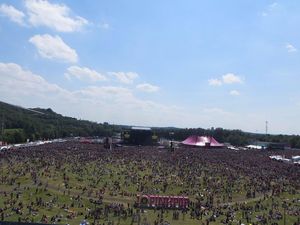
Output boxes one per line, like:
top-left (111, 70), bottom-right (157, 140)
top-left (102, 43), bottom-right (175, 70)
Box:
top-left (0, 0), bottom-right (300, 134)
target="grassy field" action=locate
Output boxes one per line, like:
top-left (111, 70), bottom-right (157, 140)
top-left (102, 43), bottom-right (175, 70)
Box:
top-left (0, 142), bottom-right (299, 225)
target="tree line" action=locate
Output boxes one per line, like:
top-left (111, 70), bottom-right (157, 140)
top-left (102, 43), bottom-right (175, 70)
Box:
top-left (0, 101), bottom-right (119, 144)
top-left (1, 101), bottom-right (300, 148)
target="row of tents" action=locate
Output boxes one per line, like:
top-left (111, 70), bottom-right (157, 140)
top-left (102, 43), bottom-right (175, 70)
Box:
top-left (269, 155), bottom-right (300, 166)
top-left (170, 136), bottom-right (287, 150)
top-left (180, 136), bottom-right (288, 150)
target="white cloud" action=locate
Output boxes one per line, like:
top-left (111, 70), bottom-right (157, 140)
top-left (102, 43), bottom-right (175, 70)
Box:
top-left (203, 107), bottom-right (233, 117)
top-left (286, 43), bottom-right (297, 53)
top-left (262, 2), bottom-right (279, 17)
top-left (208, 78), bottom-right (222, 86)
top-left (29, 34), bottom-right (78, 63)
top-left (65, 66), bottom-right (107, 82)
top-left (0, 4), bottom-right (25, 25)
top-left (222, 73), bottom-right (243, 84)
top-left (3, 62), bottom-right (300, 134)
top-left (209, 73), bottom-right (243, 87)
top-left (99, 23), bottom-right (110, 29)
top-left (25, 0), bottom-right (88, 32)
top-left (229, 90), bottom-right (240, 96)
top-left (110, 72), bottom-right (139, 84)
top-left (0, 62), bottom-right (67, 97)
top-left (75, 86), bottom-right (133, 102)
top-left (0, 62), bottom-right (184, 127)
top-left (269, 2), bottom-right (279, 9)
top-left (136, 83), bottom-right (160, 93)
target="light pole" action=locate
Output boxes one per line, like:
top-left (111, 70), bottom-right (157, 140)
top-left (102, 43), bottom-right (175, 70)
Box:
top-left (1, 113), bottom-right (4, 144)
top-left (169, 132), bottom-right (174, 152)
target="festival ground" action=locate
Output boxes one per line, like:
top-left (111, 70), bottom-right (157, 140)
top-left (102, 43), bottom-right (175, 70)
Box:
top-left (0, 142), bottom-right (299, 225)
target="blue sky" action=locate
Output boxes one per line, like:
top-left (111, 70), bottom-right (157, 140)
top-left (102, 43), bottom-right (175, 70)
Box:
top-left (0, 0), bottom-right (300, 134)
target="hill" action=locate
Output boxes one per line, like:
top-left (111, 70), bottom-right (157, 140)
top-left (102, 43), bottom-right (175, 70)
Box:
top-left (0, 101), bottom-right (118, 143)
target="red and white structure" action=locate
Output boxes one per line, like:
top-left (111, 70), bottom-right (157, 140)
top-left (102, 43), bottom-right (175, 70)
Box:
top-left (182, 136), bottom-right (224, 147)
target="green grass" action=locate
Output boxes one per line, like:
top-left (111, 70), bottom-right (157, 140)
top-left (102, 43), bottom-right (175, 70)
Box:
top-left (1, 147), bottom-right (299, 225)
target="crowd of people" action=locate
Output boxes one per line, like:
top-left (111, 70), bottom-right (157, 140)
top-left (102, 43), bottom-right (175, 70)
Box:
top-left (0, 141), bottom-right (299, 225)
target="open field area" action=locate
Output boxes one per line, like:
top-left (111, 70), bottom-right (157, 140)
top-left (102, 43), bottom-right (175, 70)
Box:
top-left (0, 142), bottom-right (299, 225)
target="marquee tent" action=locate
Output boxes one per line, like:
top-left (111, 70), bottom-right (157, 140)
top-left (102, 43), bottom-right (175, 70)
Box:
top-left (182, 136), bottom-right (224, 147)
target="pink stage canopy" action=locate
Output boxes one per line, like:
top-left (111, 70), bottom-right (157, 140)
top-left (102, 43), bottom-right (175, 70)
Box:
top-left (182, 136), bottom-right (224, 147)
